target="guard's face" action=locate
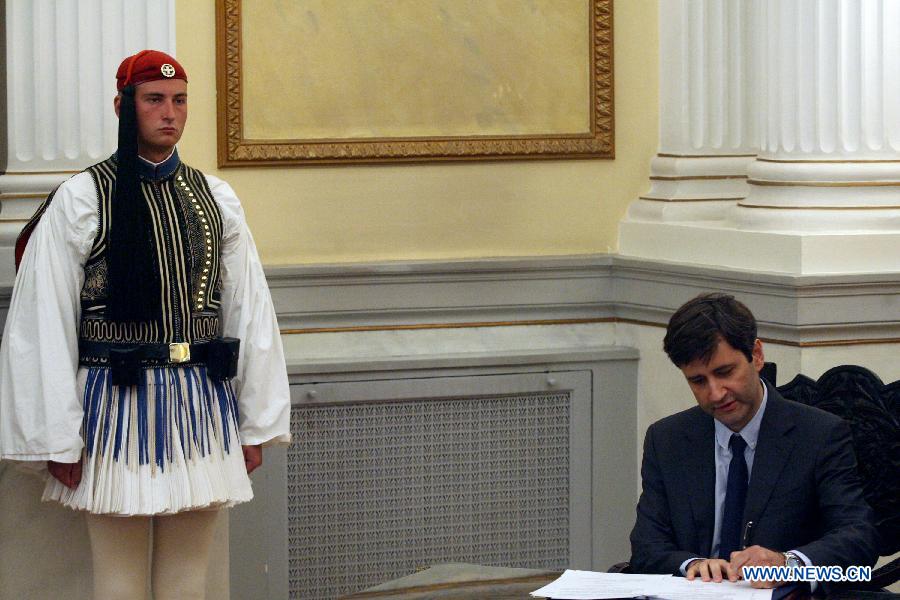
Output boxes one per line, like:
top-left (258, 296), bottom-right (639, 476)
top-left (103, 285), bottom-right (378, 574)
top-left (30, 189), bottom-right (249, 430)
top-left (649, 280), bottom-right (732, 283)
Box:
top-left (117, 78), bottom-right (188, 161)
top-left (679, 337), bottom-right (765, 432)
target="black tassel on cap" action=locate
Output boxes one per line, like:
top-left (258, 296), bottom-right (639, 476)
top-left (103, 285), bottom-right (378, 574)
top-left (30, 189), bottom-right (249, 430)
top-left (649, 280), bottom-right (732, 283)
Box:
top-left (108, 85), bottom-right (162, 323)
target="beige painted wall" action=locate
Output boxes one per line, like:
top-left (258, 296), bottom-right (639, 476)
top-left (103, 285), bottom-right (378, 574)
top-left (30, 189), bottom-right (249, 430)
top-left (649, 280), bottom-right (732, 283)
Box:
top-left (175, 0), bottom-right (657, 265)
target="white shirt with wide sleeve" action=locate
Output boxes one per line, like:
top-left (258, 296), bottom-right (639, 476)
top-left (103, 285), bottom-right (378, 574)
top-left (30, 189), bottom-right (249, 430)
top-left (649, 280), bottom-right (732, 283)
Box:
top-left (210, 174), bottom-right (291, 447)
top-left (0, 170), bottom-right (290, 463)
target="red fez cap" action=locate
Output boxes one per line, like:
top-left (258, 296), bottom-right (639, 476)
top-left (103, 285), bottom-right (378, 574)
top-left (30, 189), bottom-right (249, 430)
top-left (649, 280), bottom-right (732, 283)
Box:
top-left (116, 50), bottom-right (187, 91)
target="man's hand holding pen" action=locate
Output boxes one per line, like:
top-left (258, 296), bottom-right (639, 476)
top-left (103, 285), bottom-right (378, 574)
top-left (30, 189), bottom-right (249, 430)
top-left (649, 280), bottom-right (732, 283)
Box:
top-left (684, 520), bottom-right (791, 588)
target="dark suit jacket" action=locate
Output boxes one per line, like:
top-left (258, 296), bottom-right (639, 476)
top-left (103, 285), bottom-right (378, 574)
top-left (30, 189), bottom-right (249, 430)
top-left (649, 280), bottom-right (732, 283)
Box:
top-left (629, 384), bottom-right (878, 576)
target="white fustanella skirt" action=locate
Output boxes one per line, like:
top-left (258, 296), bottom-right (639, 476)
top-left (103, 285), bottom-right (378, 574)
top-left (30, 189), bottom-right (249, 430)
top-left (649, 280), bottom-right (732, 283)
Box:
top-left (42, 366), bottom-right (253, 515)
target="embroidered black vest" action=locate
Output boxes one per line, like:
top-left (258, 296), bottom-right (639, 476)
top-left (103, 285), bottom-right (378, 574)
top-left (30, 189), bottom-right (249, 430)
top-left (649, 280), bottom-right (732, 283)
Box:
top-left (79, 156), bottom-right (223, 344)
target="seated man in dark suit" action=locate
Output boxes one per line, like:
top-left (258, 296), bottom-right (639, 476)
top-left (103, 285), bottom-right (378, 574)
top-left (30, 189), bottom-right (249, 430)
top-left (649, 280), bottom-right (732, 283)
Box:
top-left (629, 293), bottom-right (877, 589)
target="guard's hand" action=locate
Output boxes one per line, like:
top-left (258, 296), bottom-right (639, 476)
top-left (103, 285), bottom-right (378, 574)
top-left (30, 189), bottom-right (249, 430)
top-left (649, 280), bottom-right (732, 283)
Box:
top-left (686, 557), bottom-right (740, 582)
top-left (729, 545), bottom-right (786, 588)
top-left (47, 459), bottom-right (83, 489)
top-left (242, 444), bottom-right (262, 474)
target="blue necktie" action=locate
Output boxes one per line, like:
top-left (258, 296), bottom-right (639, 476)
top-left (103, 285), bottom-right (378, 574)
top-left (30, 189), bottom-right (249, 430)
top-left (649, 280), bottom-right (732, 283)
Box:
top-left (719, 433), bottom-right (748, 559)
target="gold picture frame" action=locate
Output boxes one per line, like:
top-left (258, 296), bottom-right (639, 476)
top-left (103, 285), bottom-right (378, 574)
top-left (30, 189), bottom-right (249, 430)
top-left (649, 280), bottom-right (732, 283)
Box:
top-left (216, 0), bottom-right (613, 166)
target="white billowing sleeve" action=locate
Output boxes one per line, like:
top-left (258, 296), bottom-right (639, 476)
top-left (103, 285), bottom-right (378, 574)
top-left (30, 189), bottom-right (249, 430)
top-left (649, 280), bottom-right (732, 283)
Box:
top-left (209, 175), bottom-right (291, 446)
top-left (0, 173), bottom-right (97, 462)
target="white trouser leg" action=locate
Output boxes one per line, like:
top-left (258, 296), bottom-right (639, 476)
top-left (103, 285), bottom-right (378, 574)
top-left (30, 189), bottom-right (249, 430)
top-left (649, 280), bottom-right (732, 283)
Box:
top-left (151, 509), bottom-right (220, 600)
top-left (85, 514), bottom-right (151, 600)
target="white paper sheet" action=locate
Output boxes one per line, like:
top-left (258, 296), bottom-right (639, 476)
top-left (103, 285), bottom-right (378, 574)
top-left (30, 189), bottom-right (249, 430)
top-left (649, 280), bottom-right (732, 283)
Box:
top-left (649, 576), bottom-right (774, 600)
top-left (530, 569), bottom-right (774, 600)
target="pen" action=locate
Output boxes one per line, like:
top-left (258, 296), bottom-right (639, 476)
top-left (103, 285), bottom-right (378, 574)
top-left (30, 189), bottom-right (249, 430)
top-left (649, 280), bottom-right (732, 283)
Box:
top-left (741, 520), bottom-right (754, 549)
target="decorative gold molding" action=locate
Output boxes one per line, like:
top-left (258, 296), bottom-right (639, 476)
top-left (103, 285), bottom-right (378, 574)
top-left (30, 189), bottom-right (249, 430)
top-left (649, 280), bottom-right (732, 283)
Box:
top-left (784, 337), bottom-right (900, 348)
top-left (0, 193), bottom-right (48, 200)
top-left (281, 317), bottom-right (613, 335)
top-left (748, 179), bottom-right (900, 187)
top-left (1, 170), bottom-right (80, 175)
top-left (756, 157), bottom-right (900, 164)
top-left (738, 202), bottom-right (900, 210)
top-left (281, 317), bottom-right (900, 348)
top-left (649, 175), bottom-right (747, 181)
top-left (216, 0), bottom-right (614, 166)
top-left (639, 196), bottom-right (745, 202)
top-left (657, 153), bottom-right (756, 158)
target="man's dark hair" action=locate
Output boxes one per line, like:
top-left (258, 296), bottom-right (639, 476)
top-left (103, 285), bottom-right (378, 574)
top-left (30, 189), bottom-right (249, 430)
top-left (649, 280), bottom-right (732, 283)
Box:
top-left (663, 293), bottom-right (757, 367)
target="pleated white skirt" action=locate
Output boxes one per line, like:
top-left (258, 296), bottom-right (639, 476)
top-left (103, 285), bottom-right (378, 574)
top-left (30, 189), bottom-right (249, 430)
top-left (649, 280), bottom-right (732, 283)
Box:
top-left (43, 365), bottom-right (253, 515)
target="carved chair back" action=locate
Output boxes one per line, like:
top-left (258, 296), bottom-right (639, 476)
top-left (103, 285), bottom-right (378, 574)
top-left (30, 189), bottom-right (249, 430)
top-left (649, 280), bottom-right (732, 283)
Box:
top-left (765, 363), bottom-right (900, 589)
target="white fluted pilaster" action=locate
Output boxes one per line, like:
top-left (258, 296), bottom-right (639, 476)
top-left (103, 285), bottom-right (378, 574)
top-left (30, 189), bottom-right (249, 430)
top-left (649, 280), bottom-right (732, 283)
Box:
top-left (0, 0), bottom-right (175, 284)
top-left (735, 0), bottom-right (900, 232)
top-left (620, 0), bottom-right (900, 274)
top-left (621, 0), bottom-right (755, 229)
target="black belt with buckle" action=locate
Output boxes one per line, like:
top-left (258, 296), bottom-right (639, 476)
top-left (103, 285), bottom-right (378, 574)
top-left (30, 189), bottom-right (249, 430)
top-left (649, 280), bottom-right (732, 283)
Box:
top-left (78, 338), bottom-right (240, 386)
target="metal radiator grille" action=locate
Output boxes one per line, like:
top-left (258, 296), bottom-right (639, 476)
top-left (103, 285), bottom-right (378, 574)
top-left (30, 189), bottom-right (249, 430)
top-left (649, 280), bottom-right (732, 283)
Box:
top-left (287, 392), bottom-right (571, 600)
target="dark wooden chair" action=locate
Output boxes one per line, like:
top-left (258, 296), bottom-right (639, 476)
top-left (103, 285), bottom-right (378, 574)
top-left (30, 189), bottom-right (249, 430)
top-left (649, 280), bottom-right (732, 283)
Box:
top-left (612, 363), bottom-right (900, 591)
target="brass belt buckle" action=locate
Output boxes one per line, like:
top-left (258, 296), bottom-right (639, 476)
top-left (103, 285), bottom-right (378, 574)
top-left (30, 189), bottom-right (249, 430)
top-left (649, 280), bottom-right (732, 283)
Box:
top-left (169, 342), bottom-right (191, 363)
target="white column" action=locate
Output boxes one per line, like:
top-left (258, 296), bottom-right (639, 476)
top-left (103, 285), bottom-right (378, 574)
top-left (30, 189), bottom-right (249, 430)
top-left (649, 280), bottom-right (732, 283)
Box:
top-left (0, 0), bottom-right (175, 285)
top-left (735, 0), bottom-right (900, 232)
top-left (620, 0), bottom-right (755, 231)
top-left (620, 0), bottom-right (900, 275)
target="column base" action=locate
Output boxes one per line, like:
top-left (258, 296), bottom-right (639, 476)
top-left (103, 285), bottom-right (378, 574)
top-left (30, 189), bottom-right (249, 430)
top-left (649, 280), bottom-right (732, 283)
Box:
top-left (631, 155), bottom-right (752, 222)
top-left (626, 198), bottom-right (738, 223)
top-left (618, 219), bottom-right (900, 275)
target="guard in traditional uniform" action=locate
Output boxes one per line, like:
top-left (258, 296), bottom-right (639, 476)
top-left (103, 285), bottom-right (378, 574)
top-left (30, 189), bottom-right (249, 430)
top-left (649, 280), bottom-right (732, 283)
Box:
top-left (0, 50), bottom-right (290, 599)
